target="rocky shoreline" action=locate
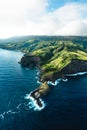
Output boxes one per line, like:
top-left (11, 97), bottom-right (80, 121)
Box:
top-left (29, 82), bottom-right (50, 108)
top-left (20, 54), bottom-right (87, 108)
top-left (20, 55), bottom-right (87, 82)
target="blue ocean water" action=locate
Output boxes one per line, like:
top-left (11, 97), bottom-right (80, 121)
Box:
top-left (0, 49), bottom-right (87, 130)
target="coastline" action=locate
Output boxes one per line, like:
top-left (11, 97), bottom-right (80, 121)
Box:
top-left (47, 71), bottom-right (87, 86)
top-left (35, 68), bottom-right (87, 86)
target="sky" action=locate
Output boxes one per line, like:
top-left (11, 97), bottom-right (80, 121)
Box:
top-left (0, 0), bottom-right (87, 38)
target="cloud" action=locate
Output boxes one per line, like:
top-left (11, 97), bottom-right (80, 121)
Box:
top-left (0, 0), bottom-right (87, 38)
top-left (0, 0), bottom-right (48, 38)
top-left (52, 3), bottom-right (87, 36)
top-left (39, 2), bottom-right (87, 36)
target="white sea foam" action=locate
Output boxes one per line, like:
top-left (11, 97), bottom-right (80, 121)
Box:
top-left (16, 103), bottom-right (22, 109)
top-left (25, 94), bottom-right (45, 111)
top-left (6, 109), bottom-right (19, 115)
top-left (47, 79), bottom-right (61, 86)
top-left (11, 111), bottom-right (19, 114)
top-left (6, 110), bottom-right (12, 114)
top-left (47, 81), bottom-right (58, 86)
top-left (35, 76), bottom-right (38, 79)
top-left (25, 94), bottom-right (30, 99)
top-left (0, 114), bottom-right (4, 119)
top-left (0, 112), bottom-right (5, 119)
top-left (37, 78), bottom-right (68, 86)
top-left (25, 68), bottom-right (29, 70)
top-left (62, 78), bottom-right (68, 82)
top-left (65, 72), bottom-right (87, 76)
top-left (36, 70), bottom-right (43, 85)
top-left (36, 70), bottom-right (87, 87)
top-left (37, 80), bottom-right (42, 84)
top-left (0, 103), bottom-right (22, 120)
top-left (37, 72), bottom-right (40, 76)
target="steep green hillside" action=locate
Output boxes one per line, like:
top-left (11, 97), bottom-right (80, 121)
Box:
top-left (0, 36), bottom-right (87, 53)
top-left (30, 41), bottom-right (87, 81)
top-left (0, 36), bottom-right (87, 81)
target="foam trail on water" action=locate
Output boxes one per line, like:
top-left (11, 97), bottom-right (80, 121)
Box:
top-left (25, 94), bottom-right (45, 111)
top-left (0, 103), bottom-right (23, 120)
top-left (47, 71), bottom-right (87, 86)
top-left (37, 78), bottom-right (68, 86)
top-left (66, 72), bottom-right (87, 76)
top-left (0, 112), bottom-right (5, 119)
top-left (0, 114), bottom-right (4, 119)
top-left (0, 109), bottom-right (20, 120)
top-left (6, 110), bottom-right (12, 114)
top-left (16, 103), bottom-right (22, 109)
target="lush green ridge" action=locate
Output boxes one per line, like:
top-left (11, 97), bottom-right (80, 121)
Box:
top-left (0, 36), bottom-right (87, 81)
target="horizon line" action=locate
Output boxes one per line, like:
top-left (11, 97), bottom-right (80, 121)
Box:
top-left (0, 35), bottom-right (87, 40)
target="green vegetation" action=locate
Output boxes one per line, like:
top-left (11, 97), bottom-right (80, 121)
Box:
top-left (0, 36), bottom-right (87, 81)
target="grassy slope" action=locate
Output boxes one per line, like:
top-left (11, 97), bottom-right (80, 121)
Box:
top-left (32, 41), bottom-right (87, 80)
top-left (0, 36), bottom-right (87, 80)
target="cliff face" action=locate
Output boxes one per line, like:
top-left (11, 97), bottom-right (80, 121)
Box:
top-left (20, 40), bottom-right (87, 82)
top-left (62, 59), bottom-right (87, 74)
top-left (21, 55), bottom-right (41, 68)
top-left (20, 55), bottom-right (87, 82)
top-left (40, 59), bottom-right (87, 82)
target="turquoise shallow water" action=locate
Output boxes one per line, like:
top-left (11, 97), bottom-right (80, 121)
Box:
top-left (0, 49), bottom-right (87, 130)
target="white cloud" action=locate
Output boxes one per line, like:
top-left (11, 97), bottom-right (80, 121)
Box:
top-left (53, 3), bottom-right (87, 36)
top-left (56, 20), bottom-right (87, 36)
top-left (0, 0), bottom-right (48, 38)
top-left (0, 0), bottom-right (87, 38)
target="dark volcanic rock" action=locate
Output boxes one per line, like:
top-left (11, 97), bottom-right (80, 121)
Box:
top-left (20, 55), bottom-right (87, 82)
top-left (40, 59), bottom-right (87, 82)
top-left (62, 59), bottom-right (87, 74)
top-left (20, 55), bottom-right (41, 68)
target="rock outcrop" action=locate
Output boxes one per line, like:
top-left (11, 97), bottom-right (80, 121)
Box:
top-left (20, 54), bottom-right (87, 82)
top-left (20, 41), bottom-right (87, 82)
top-left (30, 82), bottom-right (50, 107)
top-left (62, 59), bottom-right (87, 74)
top-left (20, 54), bottom-right (41, 68)
top-left (40, 59), bottom-right (87, 82)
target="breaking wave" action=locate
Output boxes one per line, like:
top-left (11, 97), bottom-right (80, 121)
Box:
top-left (25, 94), bottom-right (45, 111)
top-left (37, 80), bottom-right (42, 84)
top-left (47, 78), bottom-right (68, 86)
top-left (37, 71), bottom-right (87, 86)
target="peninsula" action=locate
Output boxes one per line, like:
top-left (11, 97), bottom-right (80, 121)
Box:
top-left (0, 36), bottom-right (87, 108)
top-left (0, 36), bottom-right (87, 82)
top-left (20, 38), bottom-right (87, 82)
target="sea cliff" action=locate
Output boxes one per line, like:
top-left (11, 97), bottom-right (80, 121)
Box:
top-left (20, 42), bottom-right (87, 82)
top-left (0, 36), bottom-right (87, 107)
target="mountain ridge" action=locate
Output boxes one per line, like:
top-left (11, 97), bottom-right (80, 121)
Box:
top-left (0, 36), bottom-right (87, 82)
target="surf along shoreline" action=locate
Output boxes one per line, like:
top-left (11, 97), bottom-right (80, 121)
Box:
top-left (20, 54), bottom-right (87, 110)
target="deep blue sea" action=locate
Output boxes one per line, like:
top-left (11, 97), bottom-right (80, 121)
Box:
top-left (0, 48), bottom-right (87, 130)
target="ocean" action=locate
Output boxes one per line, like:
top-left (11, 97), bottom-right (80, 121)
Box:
top-left (0, 48), bottom-right (87, 130)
